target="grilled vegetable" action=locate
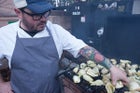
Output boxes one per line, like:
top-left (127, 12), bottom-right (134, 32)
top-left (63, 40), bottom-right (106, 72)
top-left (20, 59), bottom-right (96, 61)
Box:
top-left (73, 75), bottom-right (81, 83)
top-left (83, 74), bottom-right (94, 83)
top-left (90, 79), bottom-right (104, 86)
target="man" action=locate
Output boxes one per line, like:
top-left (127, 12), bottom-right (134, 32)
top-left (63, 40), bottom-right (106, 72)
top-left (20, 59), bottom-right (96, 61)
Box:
top-left (0, 0), bottom-right (129, 93)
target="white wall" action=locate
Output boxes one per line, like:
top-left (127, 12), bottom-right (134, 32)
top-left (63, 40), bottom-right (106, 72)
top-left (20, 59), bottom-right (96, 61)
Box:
top-left (132, 0), bottom-right (140, 14)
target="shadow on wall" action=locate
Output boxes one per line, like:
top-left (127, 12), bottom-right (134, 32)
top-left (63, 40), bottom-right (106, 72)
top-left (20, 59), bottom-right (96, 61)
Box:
top-left (102, 15), bottom-right (140, 64)
top-left (48, 10), bottom-right (71, 31)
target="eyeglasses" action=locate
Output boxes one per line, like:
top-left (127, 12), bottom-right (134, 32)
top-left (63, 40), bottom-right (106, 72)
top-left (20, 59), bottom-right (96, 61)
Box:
top-left (20, 9), bottom-right (51, 21)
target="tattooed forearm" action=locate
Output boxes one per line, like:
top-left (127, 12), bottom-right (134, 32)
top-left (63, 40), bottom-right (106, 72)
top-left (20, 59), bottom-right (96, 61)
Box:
top-left (79, 46), bottom-right (112, 69)
top-left (79, 46), bottom-right (103, 62)
top-left (100, 58), bottom-right (112, 69)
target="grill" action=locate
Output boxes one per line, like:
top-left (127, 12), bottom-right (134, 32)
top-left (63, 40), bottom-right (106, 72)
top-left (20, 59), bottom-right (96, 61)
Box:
top-left (58, 51), bottom-right (140, 93)
top-left (58, 67), bottom-right (129, 93)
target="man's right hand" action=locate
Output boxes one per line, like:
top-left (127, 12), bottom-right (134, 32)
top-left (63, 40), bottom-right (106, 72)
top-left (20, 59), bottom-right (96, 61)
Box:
top-left (0, 57), bottom-right (9, 70)
top-left (0, 81), bottom-right (14, 93)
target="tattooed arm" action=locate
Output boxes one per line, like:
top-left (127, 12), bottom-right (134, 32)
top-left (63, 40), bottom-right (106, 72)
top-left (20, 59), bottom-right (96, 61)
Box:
top-left (78, 46), bottom-right (129, 85)
top-left (79, 46), bottom-right (112, 69)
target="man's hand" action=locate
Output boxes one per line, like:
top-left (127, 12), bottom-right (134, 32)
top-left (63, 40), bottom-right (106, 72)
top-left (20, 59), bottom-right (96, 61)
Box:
top-left (0, 57), bottom-right (9, 70)
top-left (0, 81), bottom-right (14, 93)
top-left (110, 65), bottom-right (129, 86)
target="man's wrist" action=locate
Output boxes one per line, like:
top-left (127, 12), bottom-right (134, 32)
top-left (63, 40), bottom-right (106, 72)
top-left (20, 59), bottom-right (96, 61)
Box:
top-left (100, 58), bottom-right (112, 69)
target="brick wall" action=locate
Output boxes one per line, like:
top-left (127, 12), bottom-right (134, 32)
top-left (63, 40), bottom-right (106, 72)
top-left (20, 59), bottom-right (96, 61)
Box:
top-left (0, 0), bottom-right (16, 17)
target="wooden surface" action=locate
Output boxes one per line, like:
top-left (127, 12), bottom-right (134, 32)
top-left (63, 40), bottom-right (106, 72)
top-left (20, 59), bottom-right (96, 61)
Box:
top-left (60, 76), bottom-right (83, 93)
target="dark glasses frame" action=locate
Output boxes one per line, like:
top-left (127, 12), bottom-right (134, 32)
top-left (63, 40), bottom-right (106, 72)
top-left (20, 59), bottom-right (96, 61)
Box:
top-left (20, 8), bottom-right (51, 21)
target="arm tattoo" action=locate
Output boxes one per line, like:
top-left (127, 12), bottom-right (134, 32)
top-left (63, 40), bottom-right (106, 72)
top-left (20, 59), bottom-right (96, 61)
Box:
top-left (79, 46), bottom-right (98, 60)
top-left (100, 58), bottom-right (112, 69)
top-left (79, 46), bottom-right (112, 69)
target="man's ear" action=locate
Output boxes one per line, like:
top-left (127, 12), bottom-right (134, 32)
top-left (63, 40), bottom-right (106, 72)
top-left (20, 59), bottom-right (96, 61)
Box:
top-left (14, 8), bottom-right (22, 19)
